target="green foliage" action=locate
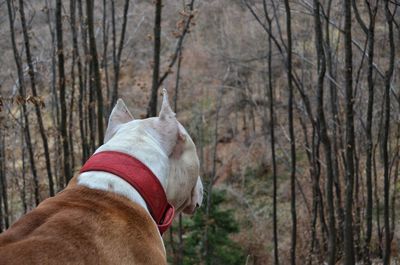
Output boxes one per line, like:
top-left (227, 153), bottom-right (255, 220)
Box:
top-left (168, 189), bottom-right (246, 265)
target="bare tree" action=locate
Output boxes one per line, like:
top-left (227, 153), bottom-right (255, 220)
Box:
top-left (352, 0), bottom-right (379, 263)
top-left (87, 0), bottom-right (105, 145)
top-left (56, 0), bottom-right (72, 184)
top-left (18, 0), bottom-right (55, 196)
top-left (313, 0), bottom-right (336, 263)
top-left (147, 0), bottom-right (163, 117)
top-left (6, 0), bottom-right (40, 206)
top-left (382, 0), bottom-right (395, 263)
top-left (282, 0), bottom-right (297, 264)
top-left (102, 0), bottom-right (110, 102)
top-left (343, 0), bottom-right (355, 262)
top-left (110, 0), bottom-right (130, 110)
top-left (0, 125), bottom-right (8, 230)
top-left (263, 1), bottom-right (279, 263)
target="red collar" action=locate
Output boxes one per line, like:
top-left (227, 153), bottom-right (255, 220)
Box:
top-left (79, 151), bottom-right (175, 235)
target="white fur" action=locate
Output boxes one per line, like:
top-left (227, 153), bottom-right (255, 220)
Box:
top-left (77, 93), bottom-right (203, 250)
top-left (77, 120), bottom-right (168, 222)
top-left (78, 171), bottom-right (149, 214)
top-left (96, 121), bottom-right (170, 188)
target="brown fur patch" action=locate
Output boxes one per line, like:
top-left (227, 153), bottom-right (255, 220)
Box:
top-left (0, 186), bottom-right (166, 265)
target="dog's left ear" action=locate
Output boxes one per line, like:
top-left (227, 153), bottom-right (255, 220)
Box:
top-left (157, 89), bottom-right (186, 158)
top-left (104, 99), bottom-right (134, 143)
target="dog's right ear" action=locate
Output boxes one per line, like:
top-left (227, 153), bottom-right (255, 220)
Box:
top-left (104, 99), bottom-right (134, 143)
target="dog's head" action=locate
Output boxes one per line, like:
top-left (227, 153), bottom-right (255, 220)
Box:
top-left (103, 89), bottom-right (203, 215)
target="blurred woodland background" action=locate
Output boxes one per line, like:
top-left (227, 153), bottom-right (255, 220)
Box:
top-left (0, 0), bottom-right (399, 264)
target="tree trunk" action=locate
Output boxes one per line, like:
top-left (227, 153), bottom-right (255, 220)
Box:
top-left (0, 127), bottom-right (8, 230)
top-left (77, 0), bottom-right (90, 162)
top-left (102, 0), bottom-right (110, 104)
top-left (87, 0), bottom-right (105, 145)
top-left (343, 0), bottom-right (355, 262)
top-left (147, 0), bottom-right (163, 117)
top-left (268, 16), bottom-right (279, 265)
top-left (18, 0), bottom-right (55, 197)
top-left (6, 0), bottom-right (40, 206)
top-left (382, 1), bottom-right (394, 263)
top-left (56, 0), bottom-right (72, 185)
top-left (110, 0), bottom-right (130, 109)
top-left (313, 0), bottom-right (336, 263)
top-left (282, 0), bottom-right (297, 263)
top-left (351, 0), bottom-right (378, 262)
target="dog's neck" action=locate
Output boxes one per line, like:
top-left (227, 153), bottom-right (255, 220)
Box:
top-left (77, 125), bottom-right (170, 217)
top-left (79, 171), bottom-right (150, 212)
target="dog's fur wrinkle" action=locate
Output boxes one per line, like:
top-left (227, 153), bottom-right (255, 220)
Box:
top-left (0, 186), bottom-right (166, 265)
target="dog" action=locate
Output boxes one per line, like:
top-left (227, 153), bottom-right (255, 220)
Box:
top-left (0, 89), bottom-right (203, 265)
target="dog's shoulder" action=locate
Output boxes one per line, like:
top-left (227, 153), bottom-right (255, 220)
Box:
top-left (0, 186), bottom-right (166, 265)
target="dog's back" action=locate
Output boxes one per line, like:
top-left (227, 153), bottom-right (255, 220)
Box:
top-left (0, 186), bottom-right (166, 265)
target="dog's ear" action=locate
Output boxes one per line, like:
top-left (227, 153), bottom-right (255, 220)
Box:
top-left (158, 88), bottom-right (175, 121)
top-left (171, 124), bottom-right (187, 159)
top-left (104, 99), bottom-right (134, 143)
top-left (155, 89), bottom-right (187, 157)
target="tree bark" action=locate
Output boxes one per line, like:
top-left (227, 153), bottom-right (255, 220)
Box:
top-left (0, 127), bottom-right (8, 230)
top-left (313, 0), bottom-right (336, 263)
top-left (77, 0), bottom-right (90, 161)
top-left (268, 17), bottom-right (279, 265)
top-left (352, 0), bottom-right (379, 262)
top-left (382, 1), bottom-right (394, 263)
top-left (56, 0), bottom-right (72, 185)
top-left (110, 0), bottom-right (130, 109)
top-left (18, 0), bottom-right (55, 197)
top-left (70, 0), bottom-right (89, 164)
top-left (343, 0), bottom-right (355, 262)
top-left (147, 0), bottom-right (163, 117)
top-left (87, 0), bottom-right (105, 145)
top-left (6, 0), bottom-right (40, 206)
top-left (102, 0), bottom-right (110, 104)
top-left (282, 0), bottom-right (297, 263)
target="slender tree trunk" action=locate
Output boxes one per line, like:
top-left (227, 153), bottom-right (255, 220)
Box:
top-left (20, 115), bottom-right (28, 214)
top-left (0, 128), bottom-right (8, 230)
top-left (282, 0), bottom-right (297, 263)
top-left (172, 25), bottom-right (184, 265)
top-left (157, 0), bottom-right (195, 88)
top-left (110, 0), bottom-right (130, 109)
top-left (173, 48), bottom-right (183, 113)
top-left (87, 0), bottom-right (105, 145)
top-left (102, 0), bottom-right (110, 104)
top-left (147, 0), bottom-right (163, 117)
top-left (364, 4), bottom-right (377, 263)
top-left (343, 0), bottom-right (355, 262)
top-left (88, 63), bottom-right (96, 153)
top-left (68, 57), bottom-right (76, 172)
top-left (56, 0), bottom-right (72, 185)
top-left (204, 83), bottom-right (225, 265)
top-left (268, 21), bottom-right (279, 265)
top-left (390, 124), bottom-right (400, 241)
top-left (0, 166), bottom-right (3, 232)
top-left (70, 0), bottom-right (89, 164)
top-left (6, 0), bottom-right (40, 206)
top-left (261, 1), bottom-right (279, 262)
top-left (325, 0), bottom-right (344, 254)
top-left (18, 0), bottom-right (55, 197)
top-left (313, 0), bottom-right (336, 263)
top-left (77, 0), bottom-right (90, 161)
top-left (383, 1), bottom-right (394, 263)
top-left (45, 0), bottom-right (62, 191)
